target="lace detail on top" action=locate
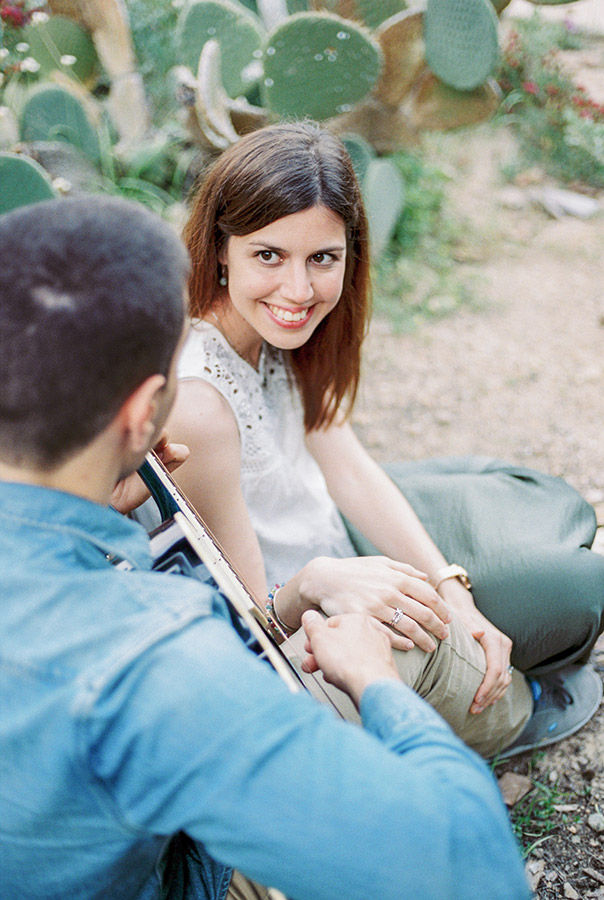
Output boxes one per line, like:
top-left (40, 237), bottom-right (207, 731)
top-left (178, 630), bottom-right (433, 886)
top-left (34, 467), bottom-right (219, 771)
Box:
top-left (177, 321), bottom-right (356, 586)
top-left (178, 320), bottom-right (294, 476)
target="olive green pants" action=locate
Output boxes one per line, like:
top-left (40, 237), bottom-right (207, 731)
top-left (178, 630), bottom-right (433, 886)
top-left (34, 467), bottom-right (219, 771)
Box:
top-left (285, 612), bottom-right (533, 760)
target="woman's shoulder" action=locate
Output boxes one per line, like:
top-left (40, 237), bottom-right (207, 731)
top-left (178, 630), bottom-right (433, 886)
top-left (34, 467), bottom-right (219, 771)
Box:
top-left (170, 378), bottom-right (240, 451)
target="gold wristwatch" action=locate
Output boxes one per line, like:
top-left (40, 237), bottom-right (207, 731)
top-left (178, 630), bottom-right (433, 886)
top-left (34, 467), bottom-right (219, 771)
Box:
top-left (429, 564), bottom-right (472, 592)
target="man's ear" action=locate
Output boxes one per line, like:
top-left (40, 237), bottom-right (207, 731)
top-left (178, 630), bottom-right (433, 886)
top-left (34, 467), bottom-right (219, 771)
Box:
top-left (117, 374), bottom-right (166, 455)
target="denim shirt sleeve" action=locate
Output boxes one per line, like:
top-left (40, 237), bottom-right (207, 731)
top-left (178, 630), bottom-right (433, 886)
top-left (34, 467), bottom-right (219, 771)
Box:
top-left (84, 614), bottom-right (529, 900)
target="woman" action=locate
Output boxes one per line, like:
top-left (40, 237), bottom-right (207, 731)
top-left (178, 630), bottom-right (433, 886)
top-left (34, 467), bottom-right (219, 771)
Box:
top-left (162, 121), bottom-right (603, 756)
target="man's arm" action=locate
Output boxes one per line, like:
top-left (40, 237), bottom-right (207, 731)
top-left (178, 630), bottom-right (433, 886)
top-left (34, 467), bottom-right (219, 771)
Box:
top-left (86, 586), bottom-right (529, 900)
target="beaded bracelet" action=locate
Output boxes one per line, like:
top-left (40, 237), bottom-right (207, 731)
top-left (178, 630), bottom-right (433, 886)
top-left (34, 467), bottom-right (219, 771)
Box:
top-left (265, 583), bottom-right (296, 641)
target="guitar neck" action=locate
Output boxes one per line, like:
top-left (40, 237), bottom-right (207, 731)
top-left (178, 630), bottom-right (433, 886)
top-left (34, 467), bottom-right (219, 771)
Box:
top-left (138, 452), bottom-right (305, 692)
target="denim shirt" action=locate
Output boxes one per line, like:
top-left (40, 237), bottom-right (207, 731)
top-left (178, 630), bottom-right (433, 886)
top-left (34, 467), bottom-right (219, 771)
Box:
top-left (0, 482), bottom-right (530, 900)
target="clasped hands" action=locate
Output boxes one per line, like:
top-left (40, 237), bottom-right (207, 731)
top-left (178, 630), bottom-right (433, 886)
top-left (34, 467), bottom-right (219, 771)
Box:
top-left (286, 555), bottom-right (451, 653)
top-left (279, 555), bottom-right (514, 715)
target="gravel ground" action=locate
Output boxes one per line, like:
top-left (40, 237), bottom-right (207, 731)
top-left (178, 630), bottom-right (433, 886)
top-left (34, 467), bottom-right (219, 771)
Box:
top-left (352, 15), bottom-right (604, 895)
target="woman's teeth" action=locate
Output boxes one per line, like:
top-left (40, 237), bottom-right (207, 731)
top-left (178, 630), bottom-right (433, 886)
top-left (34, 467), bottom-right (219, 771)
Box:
top-left (268, 304), bottom-right (309, 323)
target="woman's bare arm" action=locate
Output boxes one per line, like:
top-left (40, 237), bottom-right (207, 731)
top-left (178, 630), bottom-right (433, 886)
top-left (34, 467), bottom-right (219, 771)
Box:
top-left (167, 379), bottom-right (269, 600)
top-left (306, 420), bottom-right (514, 713)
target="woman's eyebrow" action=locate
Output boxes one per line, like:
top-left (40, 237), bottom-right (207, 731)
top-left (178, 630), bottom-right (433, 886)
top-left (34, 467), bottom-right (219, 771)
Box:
top-left (248, 241), bottom-right (346, 253)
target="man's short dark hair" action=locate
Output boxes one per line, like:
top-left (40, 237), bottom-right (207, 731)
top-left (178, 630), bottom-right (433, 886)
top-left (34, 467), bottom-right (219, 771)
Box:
top-left (0, 195), bottom-right (190, 469)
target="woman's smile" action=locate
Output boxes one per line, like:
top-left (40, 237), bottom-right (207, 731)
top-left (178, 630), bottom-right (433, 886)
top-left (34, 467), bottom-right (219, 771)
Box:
top-left (264, 302), bottom-right (314, 327)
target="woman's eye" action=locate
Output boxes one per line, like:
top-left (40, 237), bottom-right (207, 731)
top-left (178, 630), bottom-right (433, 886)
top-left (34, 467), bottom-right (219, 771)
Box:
top-left (258, 250), bottom-right (279, 263)
top-left (311, 253), bottom-right (335, 265)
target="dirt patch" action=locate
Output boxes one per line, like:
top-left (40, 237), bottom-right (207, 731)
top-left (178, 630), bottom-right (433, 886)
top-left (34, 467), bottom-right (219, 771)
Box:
top-left (354, 15), bottom-right (604, 896)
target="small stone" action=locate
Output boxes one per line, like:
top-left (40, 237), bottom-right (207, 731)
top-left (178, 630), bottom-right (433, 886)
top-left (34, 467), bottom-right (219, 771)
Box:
top-left (526, 859), bottom-right (545, 892)
top-left (564, 883), bottom-right (580, 899)
top-left (569, 824), bottom-right (578, 834)
top-left (498, 772), bottom-right (532, 807)
top-left (545, 869), bottom-right (558, 881)
top-left (549, 769), bottom-right (559, 784)
top-left (588, 813), bottom-right (604, 833)
top-left (572, 835), bottom-right (582, 844)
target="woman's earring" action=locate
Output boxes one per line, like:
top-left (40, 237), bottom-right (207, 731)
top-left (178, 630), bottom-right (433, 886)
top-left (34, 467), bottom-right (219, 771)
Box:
top-left (219, 266), bottom-right (228, 287)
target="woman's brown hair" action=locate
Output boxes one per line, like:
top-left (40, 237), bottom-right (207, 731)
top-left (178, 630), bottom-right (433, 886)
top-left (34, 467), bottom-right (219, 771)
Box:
top-left (183, 120), bottom-right (371, 431)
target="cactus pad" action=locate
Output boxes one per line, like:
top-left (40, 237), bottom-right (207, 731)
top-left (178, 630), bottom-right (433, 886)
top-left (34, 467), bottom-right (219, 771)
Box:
top-left (261, 12), bottom-right (382, 120)
top-left (177, 0), bottom-right (265, 98)
top-left (0, 152), bottom-right (56, 214)
top-left (424, 0), bottom-right (499, 91)
top-left (19, 85), bottom-right (100, 163)
top-left (22, 15), bottom-right (99, 85)
top-left (355, 0), bottom-right (409, 30)
top-left (410, 72), bottom-right (501, 130)
top-left (490, 0), bottom-right (512, 12)
top-left (341, 132), bottom-right (374, 183)
top-left (374, 9), bottom-right (426, 108)
top-left (363, 157), bottom-right (405, 260)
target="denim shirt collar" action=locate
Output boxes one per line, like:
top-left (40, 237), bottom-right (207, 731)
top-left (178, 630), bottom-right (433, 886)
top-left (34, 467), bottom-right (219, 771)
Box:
top-left (0, 480), bottom-right (152, 571)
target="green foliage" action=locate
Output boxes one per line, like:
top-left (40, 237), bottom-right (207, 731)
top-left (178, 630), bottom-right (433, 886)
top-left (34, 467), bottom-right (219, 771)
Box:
top-left (177, 0), bottom-right (264, 98)
top-left (22, 15), bottom-right (99, 85)
top-left (0, 151), bottom-right (56, 213)
top-left (371, 148), bottom-right (480, 331)
top-left (125, 0), bottom-right (179, 117)
top-left (424, 0), bottom-right (499, 91)
top-left (509, 774), bottom-right (568, 857)
top-left (261, 12), bottom-right (382, 119)
top-left (19, 84), bottom-right (100, 163)
top-left (497, 13), bottom-right (604, 188)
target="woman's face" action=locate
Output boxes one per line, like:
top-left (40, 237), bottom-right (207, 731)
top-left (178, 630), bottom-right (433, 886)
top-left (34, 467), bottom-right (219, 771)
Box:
top-left (217, 204), bottom-right (347, 367)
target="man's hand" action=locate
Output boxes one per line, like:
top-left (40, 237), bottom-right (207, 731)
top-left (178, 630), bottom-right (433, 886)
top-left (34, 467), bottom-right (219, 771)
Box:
top-left (110, 432), bottom-right (189, 514)
top-left (300, 611), bottom-right (400, 710)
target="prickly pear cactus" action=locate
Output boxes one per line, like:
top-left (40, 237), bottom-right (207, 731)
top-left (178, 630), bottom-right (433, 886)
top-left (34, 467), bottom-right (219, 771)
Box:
top-left (355, 0), bottom-right (409, 29)
top-left (19, 85), bottom-right (100, 163)
top-left (374, 9), bottom-right (425, 108)
top-left (409, 72), bottom-right (501, 130)
top-left (489, 0), bottom-right (512, 12)
top-left (261, 12), bottom-right (382, 120)
top-left (0, 106), bottom-right (19, 149)
top-left (341, 132), bottom-right (374, 183)
top-left (424, 0), bottom-right (499, 91)
top-left (363, 157), bottom-right (405, 260)
top-left (177, 0), bottom-right (265, 98)
top-left (22, 14), bottom-right (99, 86)
top-left (0, 153), bottom-right (57, 215)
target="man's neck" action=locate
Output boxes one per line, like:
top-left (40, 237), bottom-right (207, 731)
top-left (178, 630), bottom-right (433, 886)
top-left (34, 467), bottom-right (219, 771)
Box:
top-left (0, 431), bottom-right (122, 507)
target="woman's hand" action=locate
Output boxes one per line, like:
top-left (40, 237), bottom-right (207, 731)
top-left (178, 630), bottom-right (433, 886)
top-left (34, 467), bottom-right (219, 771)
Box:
top-left (110, 432), bottom-right (190, 514)
top-left (277, 556), bottom-right (452, 653)
top-left (438, 579), bottom-right (513, 714)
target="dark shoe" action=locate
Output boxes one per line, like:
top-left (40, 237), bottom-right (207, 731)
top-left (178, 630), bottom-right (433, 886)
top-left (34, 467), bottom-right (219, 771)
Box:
top-left (496, 664), bottom-right (602, 760)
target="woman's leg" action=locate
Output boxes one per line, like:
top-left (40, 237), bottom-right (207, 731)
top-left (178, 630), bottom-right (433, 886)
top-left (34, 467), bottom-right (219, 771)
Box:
top-left (284, 618), bottom-right (533, 759)
top-left (345, 457), bottom-right (604, 675)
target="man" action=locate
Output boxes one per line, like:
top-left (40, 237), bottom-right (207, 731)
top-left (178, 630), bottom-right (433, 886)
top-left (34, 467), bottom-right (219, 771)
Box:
top-left (0, 196), bottom-right (529, 900)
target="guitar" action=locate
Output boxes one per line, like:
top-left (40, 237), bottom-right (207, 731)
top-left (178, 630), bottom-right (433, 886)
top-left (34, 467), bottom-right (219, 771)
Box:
top-left (138, 451), bottom-right (345, 712)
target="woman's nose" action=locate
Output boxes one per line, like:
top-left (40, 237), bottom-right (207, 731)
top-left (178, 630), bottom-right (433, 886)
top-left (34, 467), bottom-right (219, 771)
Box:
top-left (280, 262), bottom-right (313, 304)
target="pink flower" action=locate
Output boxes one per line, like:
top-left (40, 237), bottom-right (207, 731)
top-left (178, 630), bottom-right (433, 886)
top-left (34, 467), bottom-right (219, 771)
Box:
top-left (522, 81), bottom-right (539, 96)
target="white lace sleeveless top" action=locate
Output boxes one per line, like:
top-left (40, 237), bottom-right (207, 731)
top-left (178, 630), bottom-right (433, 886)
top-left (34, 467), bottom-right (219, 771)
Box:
top-left (177, 321), bottom-right (356, 587)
